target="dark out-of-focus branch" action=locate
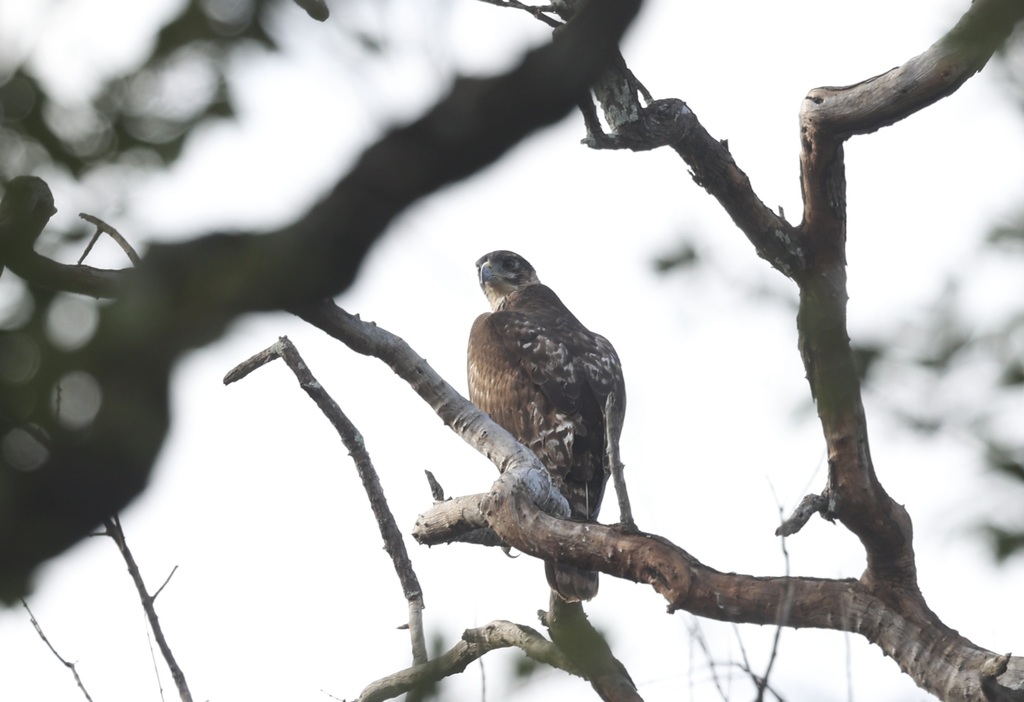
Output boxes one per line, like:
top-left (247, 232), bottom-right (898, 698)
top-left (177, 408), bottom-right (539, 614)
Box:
top-left (224, 336), bottom-right (428, 667)
top-left (0, 0), bottom-right (641, 602)
top-left (289, 0), bottom-right (329, 22)
top-left (78, 213), bottom-right (142, 266)
top-left (542, 596), bottom-right (641, 702)
top-left (0, 177), bottom-right (124, 297)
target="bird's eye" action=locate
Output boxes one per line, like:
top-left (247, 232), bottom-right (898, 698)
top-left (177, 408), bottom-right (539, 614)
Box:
top-left (505, 258), bottom-right (519, 271)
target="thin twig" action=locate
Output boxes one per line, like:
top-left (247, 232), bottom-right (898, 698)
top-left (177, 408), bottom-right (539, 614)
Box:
top-left (424, 470), bottom-right (446, 501)
top-left (21, 600), bottom-right (94, 702)
top-left (775, 493), bottom-right (829, 536)
top-left (751, 491), bottom-right (794, 701)
top-left (144, 610), bottom-right (167, 702)
top-left (474, 0), bottom-right (562, 28)
top-left (102, 515), bottom-right (193, 702)
top-left (686, 617), bottom-right (729, 701)
top-left (225, 336), bottom-right (428, 667)
top-left (152, 565), bottom-right (179, 601)
top-left (78, 213), bottom-right (142, 265)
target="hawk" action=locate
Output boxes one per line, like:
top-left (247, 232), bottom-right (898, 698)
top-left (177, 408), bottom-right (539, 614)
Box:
top-left (467, 250), bottom-right (626, 602)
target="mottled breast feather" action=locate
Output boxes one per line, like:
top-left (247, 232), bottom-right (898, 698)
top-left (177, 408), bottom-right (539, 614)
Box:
top-left (467, 283), bottom-right (625, 602)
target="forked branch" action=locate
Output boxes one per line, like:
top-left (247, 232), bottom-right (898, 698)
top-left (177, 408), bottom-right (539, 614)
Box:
top-left (101, 515), bottom-right (192, 702)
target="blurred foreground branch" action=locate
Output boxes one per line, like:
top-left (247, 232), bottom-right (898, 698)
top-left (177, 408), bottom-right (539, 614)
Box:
top-left (0, 0), bottom-right (640, 601)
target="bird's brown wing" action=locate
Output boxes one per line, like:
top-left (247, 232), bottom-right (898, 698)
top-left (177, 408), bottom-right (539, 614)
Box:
top-left (467, 285), bottom-right (625, 602)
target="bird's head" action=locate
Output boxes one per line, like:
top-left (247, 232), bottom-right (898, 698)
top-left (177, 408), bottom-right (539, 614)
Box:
top-left (476, 250), bottom-right (540, 311)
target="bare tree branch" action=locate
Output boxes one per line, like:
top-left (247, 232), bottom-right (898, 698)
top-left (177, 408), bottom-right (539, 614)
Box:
top-left (224, 336), bottom-right (427, 666)
top-left (78, 213), bottom-right (142, 266)
top-left (292, 303), bottom-right (572, 520)
top-left (151, 565), bottom-right (178, 601)
top-left (301, 3), bottom-right (1024, 697)
top-left (354, 620), bottom-right (578, 702)
top-left (102, 515), bottom-right (192, 702)
top-left (3, 1), bottom-right (1022, 700)
top-left (542, 596), bottom-right (641, 701)
top-left (786, 0), bottom-right (1024, 619)
top-left (299, 296), bottom-right (1024, 699)
top-left (289, 0), bottom-right (328, 22)
top-left (21, 600), bottom-right (94, 702)
top-left (731, 627), bottom-right (786, 702)
top-left (799, 0), bottom-right (1024, 143)
top-left (982, 654), bottom-right (1024, 702)
top-left (476, 0), bottom-right (561, 28)
top-left (775, 493), bottom-right (829, 536)
top-left (686, 618), bottom-right (730, 701)
top-left (412, 493), bottom-right (506, 548)
top-left (0, 177), bottom-right (123, 298)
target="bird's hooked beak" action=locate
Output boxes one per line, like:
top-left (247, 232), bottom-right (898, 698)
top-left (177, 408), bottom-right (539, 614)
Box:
top-left (477, 259), bottom-right (494, 287)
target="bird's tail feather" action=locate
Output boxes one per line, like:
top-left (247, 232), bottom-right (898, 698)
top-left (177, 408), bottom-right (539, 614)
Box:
top-left (546, 561), bottom-right (599, 602)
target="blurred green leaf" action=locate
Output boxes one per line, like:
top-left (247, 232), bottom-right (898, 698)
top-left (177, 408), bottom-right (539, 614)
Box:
top-left (0, 0), bottom-right (276, 180)
top-left (984, 525), bottom-right (1024, 562)
top-left (653, 241), bottom-right (699, 273)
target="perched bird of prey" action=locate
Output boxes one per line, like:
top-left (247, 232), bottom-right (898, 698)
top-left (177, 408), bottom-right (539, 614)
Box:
top-left (467, 250), bottom-right (626, 602)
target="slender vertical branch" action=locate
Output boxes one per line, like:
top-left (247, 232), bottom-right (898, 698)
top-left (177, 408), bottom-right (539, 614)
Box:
top-left (224, 337), bottom-right (428, 667)
top-left (102, 515), bottom-right (192, 702)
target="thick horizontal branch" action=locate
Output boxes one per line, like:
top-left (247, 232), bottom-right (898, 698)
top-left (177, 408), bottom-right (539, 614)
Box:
top-left (412, 493), bottom-right (506, 548)
top-left (313, 302), bottom-right (1023, 700)
top-left (480, 469), bottom-right (1024, 700)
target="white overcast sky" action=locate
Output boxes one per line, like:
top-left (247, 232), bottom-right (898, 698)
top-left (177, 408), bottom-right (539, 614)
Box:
top-left (2, 0), bottom-right (1024, 701)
